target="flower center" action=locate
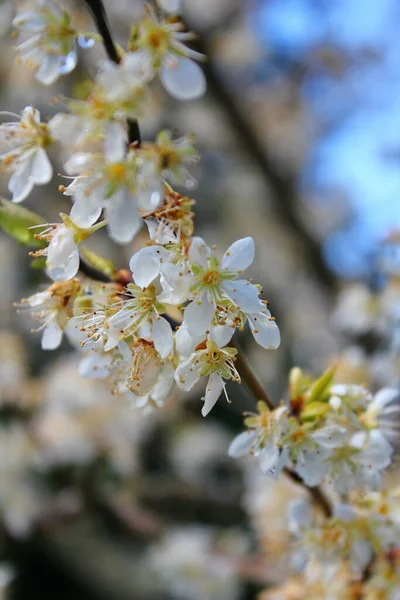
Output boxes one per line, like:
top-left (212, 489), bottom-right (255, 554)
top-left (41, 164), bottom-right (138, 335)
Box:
top-left (202, 270), bottom-right (221, 286)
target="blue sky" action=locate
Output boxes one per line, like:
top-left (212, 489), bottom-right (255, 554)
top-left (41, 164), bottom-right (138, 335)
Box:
top-left (251, 0), bottom-right (400, 277)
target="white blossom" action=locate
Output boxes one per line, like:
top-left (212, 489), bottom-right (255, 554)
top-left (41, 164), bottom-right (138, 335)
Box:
top-left (174, 340), bottom-right (240, 416)
top-left (130, 11), bottom-right (206, 101)
top-left (0, 106), bottom-right (53, 203)
top-left (13, 0), bottom-right (94, 85)
top-left (228, 401), bottom-right (289, 475)
top-left (15, 279), bottom-right (80, 350)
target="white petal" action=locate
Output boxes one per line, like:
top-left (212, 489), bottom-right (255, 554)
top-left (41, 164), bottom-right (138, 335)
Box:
top-left (42, 319), bottom-right (63, 350)
top-left (104, 121), bottom-right (127, 163)
top-left (151, 316), bottom-right (174, 358)
top-left (35, 53), bottom-right (64, 85)
top-left (64, 153), bottom-right (96, 175)
top-left (370, 388), bottom-right (399, 411)
top-left (295, 446), bottom-right (331, 486)
top-left (175, 322), bottom-right (202, 356)
top-left (312, 424), bottom-right (347, 448)
top-left (70, 194), bottom-right (102, 228)
top-left (8, 154), bottom-right (35, 203)
top-left (174, 358), bottom-right (200, 391)
top-left (13, 11), bottom-right (46, 31)
top-left (221, 237), bottom-right (255, 272)
top-left (30, 148), bottom-right (52, 184)
top-left (259, 437), bottom-right (280, 473)
top-left (352, 430), bottom-right (393, 470)
top-left (47, 227), bottom-right (76, 268)
top-left (248, 312), bottom-right (281, 349)
top-left (48, 113), bottom-right (84, 145)
top-left (129, 246), bottom-right (167, 288)
top-left (157, 0), bottom-right (181, 13)
top-left (161, 56), bottom-right (206, 101)
top-left (158, 262), bottom-right (193, 304)
top-left (202, 373), bottom-right (224, 416)
top-left (151, 360), bottom-right (175, 405)
top-left (222, 280), bottom-right (264, 313)
top-left (188, 236), bottom-right (211, 267)
top-left (78, 353), bottom-right (112, 379)
top-left (209, 324), bottom-right (234, 347)
top-left (105, 189), bottom-right (141, 244)
top-left (145, 218), bottom-right (176, 244)
top-left (47, 249), bottom-right (79, 282)
top-left (183, 293), bottom-right (214, 335)
top-left (228, 430), bottom-right (258, 458)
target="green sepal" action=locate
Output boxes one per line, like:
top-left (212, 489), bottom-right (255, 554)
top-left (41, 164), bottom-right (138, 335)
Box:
top-left (307, 367), bottom-right (336, 405)
top-left (30, 256), bottom-right (47, 270)
top-left (301, 401), bottom-right (331, 420)
top-left (0, 199), bottom-right (46, 248)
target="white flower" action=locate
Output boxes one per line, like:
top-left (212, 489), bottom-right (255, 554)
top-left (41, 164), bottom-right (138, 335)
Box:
top-left (15, 279), bottom-right (80, 350)
top-left (280, 420), bottom-right (346, 487)
top-left (95, 283), bottom-right (174, 358)
top-left (130, 11), bottom-right (206, 100)
top-left (174, 340), bottom-right (240, 416)
top-left (182, 236), bottom-right (280, 349)
top-left (95, 51), bottom-right (153, 105)
top-left (328, 430), bottom-right (393, 495)
top-left (361, 387), bottom-right (400, 441)
top-left (0, 106), bottom-right (52, 203)
top-left (228, 401), bottom-right (289, 475)
top-left (128, 358), bottom-right (174, 409)
top-left (140, 130), bottom-right (199, 189)
top-left (62, 123), bottom-right (161, 244)
top-left (13, 0), bottom-right (93, 85)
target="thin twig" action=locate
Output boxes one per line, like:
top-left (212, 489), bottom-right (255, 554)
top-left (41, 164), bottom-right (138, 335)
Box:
top-left (233, 339), bottom-right (274, 410)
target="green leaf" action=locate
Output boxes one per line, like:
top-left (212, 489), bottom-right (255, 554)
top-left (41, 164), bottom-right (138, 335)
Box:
top-left (0, 199), bottom-right (46, 248)
top-left (80, 247), bottom-right (116, 278)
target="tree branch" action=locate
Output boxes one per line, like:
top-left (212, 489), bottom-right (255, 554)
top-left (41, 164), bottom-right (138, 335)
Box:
top-left (83, 0), bottom-right (141, 145)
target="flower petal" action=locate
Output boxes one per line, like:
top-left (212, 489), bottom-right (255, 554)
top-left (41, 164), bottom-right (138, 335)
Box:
top-left (221, 237), bottom-right (255, 273)
top-left (70, 194), bottom-right (102, 228)
top-left (222, 280), bottom-right (264, 313)
top-left (183, 293), bottom-right (214, 335)
top-left (129, 246), bottom-right (167, 288)
top-left (104, 121), bottom-right (127, 163)
top-left (174, 358), bottom-right (200, 391)
top-left (248, 312), bottom-right (280, 349)
top-left (202, 373), bottom-right (224, 416)
top-left (105, 189), bottom-right (141, 244)
top-left (31, 148), bottom-right (52, 184)
top-left (161, 56), bottom-right (206, 101)
top-left (42, 319), bottom-right (63, 350)
top-left (228, 430), bottom-right (258, 458)
top-left (188, 236), bottom-right (211, 267)
top-left (151, 316), bottom-right (174, 358)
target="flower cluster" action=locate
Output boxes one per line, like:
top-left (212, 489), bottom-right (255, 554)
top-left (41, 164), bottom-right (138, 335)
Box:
top-left (288, 492), bottom-right (400, 576)
top-left (229, 367), bottom-right (397, 493)
top-left (44, 228), bottom-right (279, 415)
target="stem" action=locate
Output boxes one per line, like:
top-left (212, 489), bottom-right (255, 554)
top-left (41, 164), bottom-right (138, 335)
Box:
top-left (234, 338), bottom-right (333, 518)
top-left (83, 0), bottom-right (141, 145)
top-left (233, 341), bottom-right (274, 411)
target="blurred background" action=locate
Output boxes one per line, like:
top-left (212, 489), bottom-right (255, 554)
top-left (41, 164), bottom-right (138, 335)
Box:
top-left (0, 0), bottom-right (399, 598)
